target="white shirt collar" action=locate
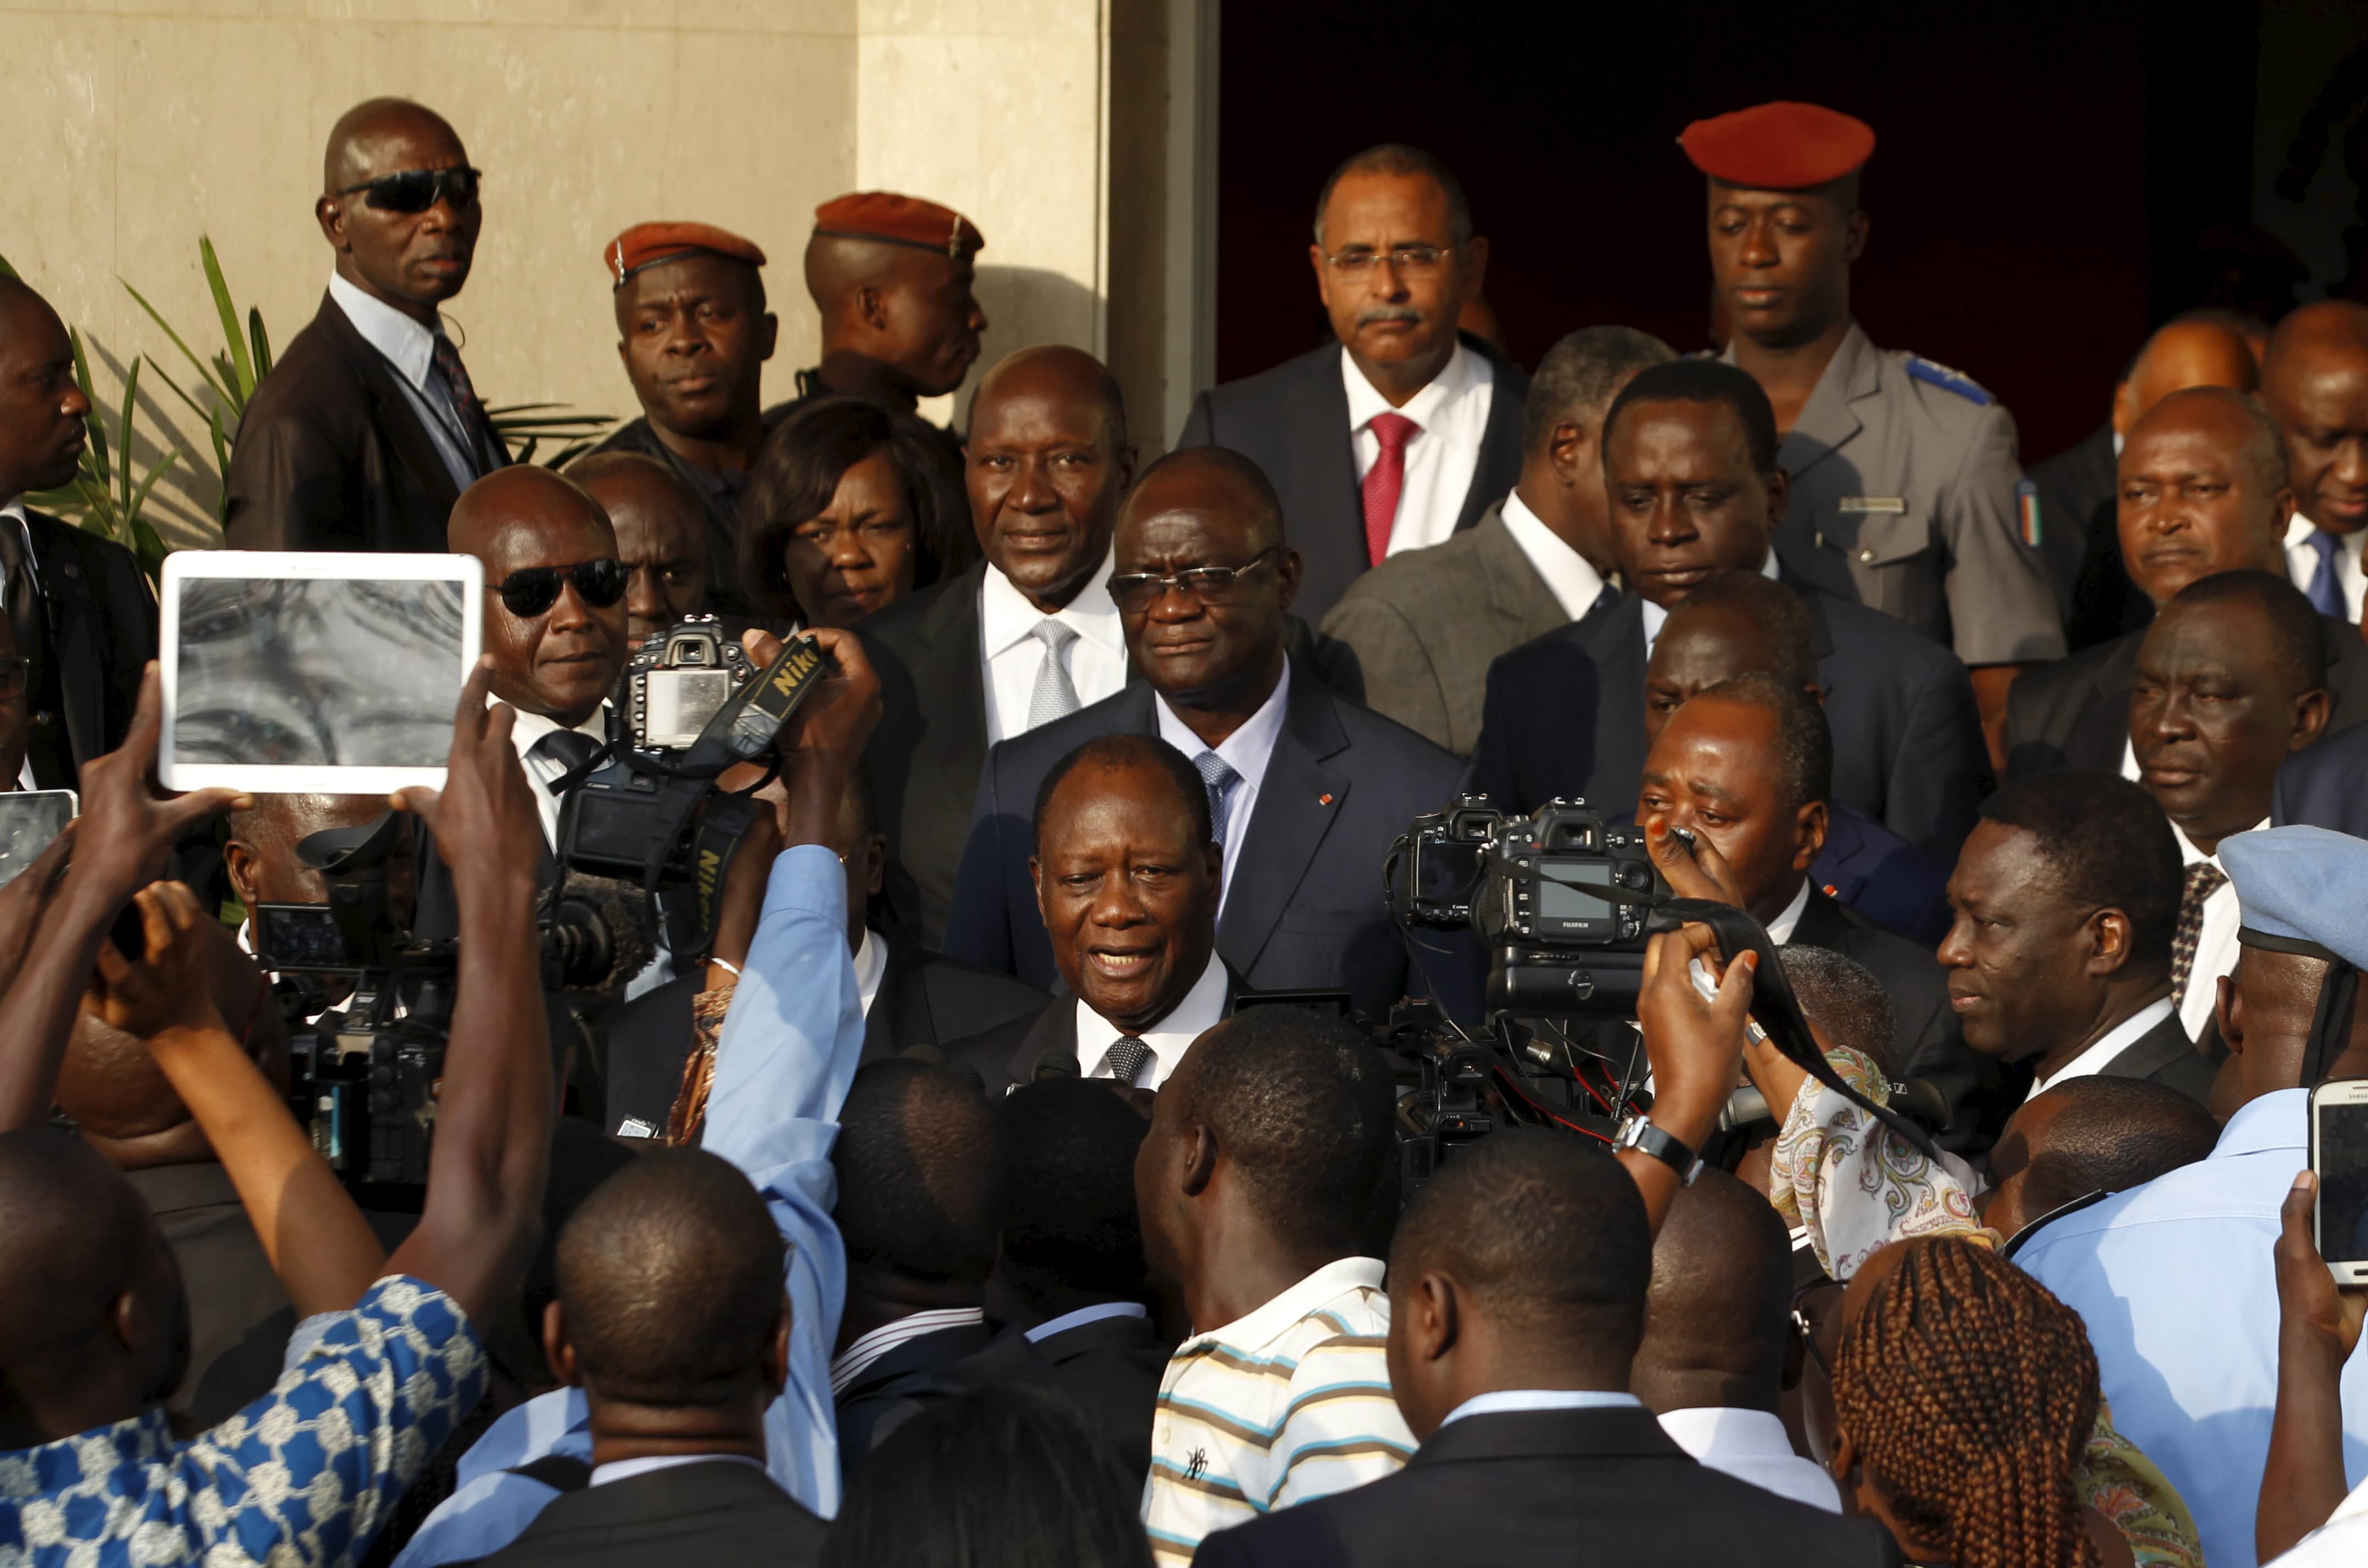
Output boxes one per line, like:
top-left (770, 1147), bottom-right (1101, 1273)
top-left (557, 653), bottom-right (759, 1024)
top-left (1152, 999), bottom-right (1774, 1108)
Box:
top-left (1764, 879), bottom-right (1813, 947)
top-left (1023, 1300), bottom-right (1149, 1343)
top-left (1187, 1256), bottom-right (1384, 1348)
top-left (590, 1454), bottom-right (765, 1488)
top-left (1154, 659), bottom-right (1291, 801)
top-left (1439, 1389), bottom-right (1641, 1428)
top-left (2029, 995), bottom-right (2179, 1099)
top-left (2288, 512), bottom-right (2367, 562)
top-left (829, 1306), bottom-right (985, 1397)
top-left (1341, 340), bottom-right (1478, 435)
top-left (1075, 948), bottom-right (1229, 1088)
top-left (1640, 549), bottom-right (1781, 652)
top-left (979, 548), bottom-right (1124, 663)
top-left (504, 698), bottom-right (611, 848)
top-left (327, 271), bottom-right (441, 393)
top-left (2170, 815), bottom-right (2266, 870)
top-left (852, 926), bottom-right (889, 1018)
top-left (1497, 490), bottom-right (1606, 621)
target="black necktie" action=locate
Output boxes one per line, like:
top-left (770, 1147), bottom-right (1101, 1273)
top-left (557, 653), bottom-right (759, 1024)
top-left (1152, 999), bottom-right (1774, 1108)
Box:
top-left (529, 727), bottom-right (602, 791)
top-left (1103, 1035), bottom-right (1152, 1087)
top-left (0, 517), bottom-right (44, 699)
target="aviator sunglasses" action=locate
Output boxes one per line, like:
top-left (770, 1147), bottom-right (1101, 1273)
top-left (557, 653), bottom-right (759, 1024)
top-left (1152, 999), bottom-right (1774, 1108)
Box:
top-left (338, 166), bottom-right (483, 215)
top-left (490, 559), bottom-right (629, 619)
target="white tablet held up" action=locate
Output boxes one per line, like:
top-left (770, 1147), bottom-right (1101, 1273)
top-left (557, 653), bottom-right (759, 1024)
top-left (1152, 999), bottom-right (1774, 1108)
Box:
top-left (159, 551), bottom-right (483, 794)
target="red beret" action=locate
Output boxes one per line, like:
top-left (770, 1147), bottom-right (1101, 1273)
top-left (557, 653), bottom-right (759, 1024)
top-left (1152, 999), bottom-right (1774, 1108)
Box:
top-left (812, 192), bottom-right (985, 260)
top-left (605, 222), bottom-right (767, 288)
top-left (1678, 101), bottom-right (1875, 191)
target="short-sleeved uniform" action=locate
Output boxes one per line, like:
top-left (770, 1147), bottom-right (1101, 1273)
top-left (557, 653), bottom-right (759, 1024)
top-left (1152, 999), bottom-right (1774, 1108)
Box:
top-left (1728, 321), bottom-right (2065, 667)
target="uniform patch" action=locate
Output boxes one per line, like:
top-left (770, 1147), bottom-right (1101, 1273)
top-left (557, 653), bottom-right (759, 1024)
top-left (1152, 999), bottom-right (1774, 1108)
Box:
top-left (1906, 356), bottom-right (1993, 405)
top-left (2016, 477), bottom-right (2042, 547)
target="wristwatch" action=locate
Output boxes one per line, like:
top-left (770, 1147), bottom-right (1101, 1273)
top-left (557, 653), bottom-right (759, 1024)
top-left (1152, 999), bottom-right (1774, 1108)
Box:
top-left (1615, 1114), bottom-right (1705, 1186)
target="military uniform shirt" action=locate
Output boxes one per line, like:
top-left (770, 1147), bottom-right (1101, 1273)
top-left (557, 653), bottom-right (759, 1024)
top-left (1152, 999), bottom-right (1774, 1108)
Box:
top-left (1728, 321), bottom-right (2064, 667)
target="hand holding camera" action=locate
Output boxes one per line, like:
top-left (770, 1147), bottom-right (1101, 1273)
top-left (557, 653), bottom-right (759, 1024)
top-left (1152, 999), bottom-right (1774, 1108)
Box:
top-left (87, 880), bottom-right (226, 1044)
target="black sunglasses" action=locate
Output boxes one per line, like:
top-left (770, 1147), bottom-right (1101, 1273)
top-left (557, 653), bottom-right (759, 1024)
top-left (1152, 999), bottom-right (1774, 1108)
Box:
top-left (490, 559), bottom-right (628, 619)
top-left (339, 166), bottom-right (483, 215)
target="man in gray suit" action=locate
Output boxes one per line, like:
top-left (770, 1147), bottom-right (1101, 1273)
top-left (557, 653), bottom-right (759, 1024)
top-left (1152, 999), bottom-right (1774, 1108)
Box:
top-left (1319, 328), bottom-right (1673, 755)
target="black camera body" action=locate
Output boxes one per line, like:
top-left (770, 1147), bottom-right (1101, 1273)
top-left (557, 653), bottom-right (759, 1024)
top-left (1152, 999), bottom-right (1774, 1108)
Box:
top-left (1386, 794), bottom-right (1503, 929)
top-left (1473, 799), bottom-right (1662, 1018)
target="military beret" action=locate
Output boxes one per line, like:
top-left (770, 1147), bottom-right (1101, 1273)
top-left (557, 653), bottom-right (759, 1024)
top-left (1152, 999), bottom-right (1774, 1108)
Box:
top-left (605, 222), bottom-right (767, 288)
top-left (1678, 101), bottom-right (1876, 192)
top-left (2222, 825), bottom-right (2368, 971)
top-left (812, 192), bottom-right (985, 259)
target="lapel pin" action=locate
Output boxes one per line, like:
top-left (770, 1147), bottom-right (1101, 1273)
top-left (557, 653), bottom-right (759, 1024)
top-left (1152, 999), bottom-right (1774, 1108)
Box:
top-left (1318, 793), bottom-right (1334, 806)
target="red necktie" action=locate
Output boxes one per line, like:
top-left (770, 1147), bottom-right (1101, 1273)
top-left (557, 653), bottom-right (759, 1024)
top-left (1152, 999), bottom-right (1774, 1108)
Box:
top-left (1361, 411), bottom-right (1420, 566)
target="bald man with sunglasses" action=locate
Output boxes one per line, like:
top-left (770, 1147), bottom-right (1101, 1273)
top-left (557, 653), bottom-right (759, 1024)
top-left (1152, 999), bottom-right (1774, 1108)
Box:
top-left (226, 97), bottom-right (511, 554)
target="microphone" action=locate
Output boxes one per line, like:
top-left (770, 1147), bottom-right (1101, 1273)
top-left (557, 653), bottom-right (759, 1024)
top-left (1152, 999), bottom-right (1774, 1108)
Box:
top-left (541, 873), bottom-right (659, 992)
top-left (1031, 1046), bottom-right (1082, 1083)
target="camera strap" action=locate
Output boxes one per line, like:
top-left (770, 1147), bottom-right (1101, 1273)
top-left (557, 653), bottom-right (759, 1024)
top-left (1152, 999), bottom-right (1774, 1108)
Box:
top-left (675, 792), bottom-right (761, 960)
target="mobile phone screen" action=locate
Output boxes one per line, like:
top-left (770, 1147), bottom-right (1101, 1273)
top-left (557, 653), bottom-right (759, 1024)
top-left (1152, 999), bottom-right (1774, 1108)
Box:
top-left (2317, 1102), bottom-right (2368, 1265)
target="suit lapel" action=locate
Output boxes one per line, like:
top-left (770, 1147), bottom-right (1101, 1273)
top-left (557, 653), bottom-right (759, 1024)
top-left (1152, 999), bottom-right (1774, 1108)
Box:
top-left (863, 937), bottom-right (922, 1058)
top-left (1578, 595), bottom-right (1649, 807)
top-left (1455, 343), bottom-right (1528, 535)
top-left (1283, 349), bottom-right (1365, 576)
top-left (2098, 1010), bottom-right (2194, 1081)
top-left (1218, 669), bottom-right (1351, 970)
top-left (28, 521), bottom-right (105, 772)
top-left (1473, 507), bottom-right (1568, 641)
top-left (315, 296), bottom-right (467, 520)
top-left (1006, 999), bottom-right (1077, 1088)
top-left (921, 564), bottom-right (991, 814)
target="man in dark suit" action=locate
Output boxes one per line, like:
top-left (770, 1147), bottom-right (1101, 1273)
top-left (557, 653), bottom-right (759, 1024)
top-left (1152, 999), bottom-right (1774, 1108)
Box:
top-left (1196, 1136), bottom-right (1898, 1568)
top-left (226, 98), bottom-right (508, 552)
top-left (459, 1149), bottom-right (828, 1567)
top-left (943, 733), bottom-right (1235, 1095)
top-left (1939, 772), bottom-right (2215, 1108)
top-left (2272, 718), bottom-right (2368, 835)
top-left (1639, 674), bottom-right (2004, 1154)
top-left (0, 276), bottom-right (156, 789)
top-left (943, 447), bottom-right (1467, 1020)
top-left (2009, 386), bottom-right (2368, 777)
top-left (601, 763), bottom-right (1046, 1134)
top-left (860, 345), bottom-right (1135, 945)
top-left (1175, 145), bottom-right (1527, 623)
top-left (1319, 327), bottom-right (1672, 755)
top-left (1471, 357), bottom-right (1989, 861)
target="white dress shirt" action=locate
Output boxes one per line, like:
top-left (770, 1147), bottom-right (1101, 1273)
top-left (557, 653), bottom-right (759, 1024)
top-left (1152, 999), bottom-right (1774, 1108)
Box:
top-left (1764, 880), bottom-right (1812, 947)
top-left (1640, 549), bottom-right (1782, 654)
top-left (1438, 1388), bottom-right (1641, 1428)
top-left (505, 701), bottom-right (609, 850)
top-left (1345, 343), bottom-right (1496, 558)
top-left (1072, 948), bottom-right (1227, 1088)
top-left (326, 272), bottom-right (484, 491)
top-left (2285, 513), bottom-right (2367, 621)
top-left (1656, 1407), bottom-right (1842, 1513)
top-left (1496, 490), bottom-right (1606, 620)
top-left (2027, 995), bottom-right (2179, 1100)
top-left (978, 553), bottom-right (1128, 744)
top-left (852, 926), bottom-right (888, 1018)
top-left (1154, 661), bottom-right (1291, 914)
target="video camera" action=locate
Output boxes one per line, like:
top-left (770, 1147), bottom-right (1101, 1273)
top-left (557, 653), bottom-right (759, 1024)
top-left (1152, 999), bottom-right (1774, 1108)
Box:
top-left (1381, 794), bottom-right (1946, 1196)
top-left (555, 617), bottom-right (833, 961)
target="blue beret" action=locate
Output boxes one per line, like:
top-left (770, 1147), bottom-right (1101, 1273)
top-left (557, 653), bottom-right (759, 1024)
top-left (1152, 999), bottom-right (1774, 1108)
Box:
top-left (2221, 825), bottom-right (2368, 971)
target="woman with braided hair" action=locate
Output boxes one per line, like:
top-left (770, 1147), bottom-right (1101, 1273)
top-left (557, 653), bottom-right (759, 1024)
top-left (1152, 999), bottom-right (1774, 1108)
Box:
top-left (1830, 1237), bottom-right (2132, 1568)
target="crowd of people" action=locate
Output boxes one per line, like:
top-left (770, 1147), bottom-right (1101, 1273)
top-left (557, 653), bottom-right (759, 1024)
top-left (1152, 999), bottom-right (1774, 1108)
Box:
top-left (3, 85), bottom-right (2368, 1567)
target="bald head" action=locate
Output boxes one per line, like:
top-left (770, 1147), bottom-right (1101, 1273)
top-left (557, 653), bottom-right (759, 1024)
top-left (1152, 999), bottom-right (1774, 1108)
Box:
top-left (450, 468), bottom-right (625, 725)
top-left (2263, 300), bottom-right (2368, 534)
top-left (2118, 386), bottom-right (2297, 606)
top-left (1120, 446), bottom-right (1284, 552)
top-left (316, 98), bottom-right (477, 320)
top-left (322, 98), bottom-right (462, 195)
top-left (2115, 319), bottom-right (2259, 437)
top-left (1631, 1169), bottom-right (1795, 1414)
top-left (965, 345), bottom-right (1135, 612)
top-left (971, 344), bottom-right (1130, 455)
top-left (565, 452), bottom-right (710, 642)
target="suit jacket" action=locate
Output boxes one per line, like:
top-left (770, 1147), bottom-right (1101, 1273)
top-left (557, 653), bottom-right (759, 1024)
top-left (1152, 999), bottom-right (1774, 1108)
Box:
top-left (860, 561), bottom-right (991, 946)
top-left (1193, 1405), bottom-right (1901, 1568)
top-left (224, 292), bottom-right (507, 553)
top-left (2091, 1007), bottom-right (2216, 1107)
top-left (1791, 889), bottom-right (2018, 1157)
top-left (2024, 421), bottom-right (2116, 624)
top-left (18, 509), bottom-right (155, 789)
top-left (127, 1161), bottom-right (295, 1430)
top-left (2007, 615), bottom-right (2368, 781)
top-left (939, 961), bottom-right (1249, 1094)
top-left (456, 1455), bottom-right (826, 1568)
top-left (2274, 718), bottom-right (2368, 836)
top-left (1175, 334), bottom-right (1530, 624)
top-left (1469, 572), bottom-right (1990, 859)
top-left (1317, 503), bottom-right (1578, 756)
top-left (836, 1319), bottom-right (995, 1473)
top-left (942, 661), bottom-right (1471, 1020)
top-left (600, 936), bottom-right (1050, 1132)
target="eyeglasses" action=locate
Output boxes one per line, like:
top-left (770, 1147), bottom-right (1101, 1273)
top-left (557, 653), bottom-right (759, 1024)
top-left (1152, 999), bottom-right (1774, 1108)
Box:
top-left (1108, 547), bottom-right (1283, 614)
top-left (490, 559), bottom-right (629, 619)
top-left (0, 656), bottom-right (24, 703)
top-left (1320, 244), bottom-right (1453, 276)
top-left (338, 166), bottom-right (483, 215)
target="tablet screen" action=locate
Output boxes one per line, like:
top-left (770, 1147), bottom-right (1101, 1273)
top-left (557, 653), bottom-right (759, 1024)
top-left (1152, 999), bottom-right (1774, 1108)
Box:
top-left (171, 575), bottom-right (468, 772)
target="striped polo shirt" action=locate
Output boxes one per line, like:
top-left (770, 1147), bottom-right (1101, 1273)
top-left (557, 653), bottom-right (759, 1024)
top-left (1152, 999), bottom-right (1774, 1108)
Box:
top-left (1141, 1256), bottom-right (1414, 1563)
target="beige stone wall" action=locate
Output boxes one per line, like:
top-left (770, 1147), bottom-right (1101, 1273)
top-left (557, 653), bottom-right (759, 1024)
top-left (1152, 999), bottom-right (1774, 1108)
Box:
top-left (0, 0), bottom-right (1209, 547)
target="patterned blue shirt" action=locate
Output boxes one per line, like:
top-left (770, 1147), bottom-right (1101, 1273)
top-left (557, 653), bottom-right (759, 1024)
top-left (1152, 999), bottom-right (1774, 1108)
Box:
top-left (0, 1275), bottom-right (482, 1567)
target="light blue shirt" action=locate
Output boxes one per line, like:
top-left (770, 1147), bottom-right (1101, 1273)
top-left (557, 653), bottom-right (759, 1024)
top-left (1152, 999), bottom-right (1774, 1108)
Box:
top-left (2017, 1088), bottom-right (2368, 1568)
top-left (392, 845), bottom-right (863, 1566)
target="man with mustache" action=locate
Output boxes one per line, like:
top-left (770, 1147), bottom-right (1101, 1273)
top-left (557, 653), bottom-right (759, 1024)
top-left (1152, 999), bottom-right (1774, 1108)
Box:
top-left (227, 97), bottom-right (509, 552)
top-left (0, 275), bottom-right (155, 789)
top-left (1174, 144), bottom-right (1528, 623)
top-left (585, 223), bottom-right (776, 614)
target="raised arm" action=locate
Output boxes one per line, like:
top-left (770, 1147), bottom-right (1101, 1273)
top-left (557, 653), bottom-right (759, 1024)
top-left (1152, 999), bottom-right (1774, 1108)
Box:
top-left (383, 658), bottom-right (554, 1326)
top-left (1627, 920), bottom-right (1755, 1237)
top-left (2259, 1171), bottom-right (2368, 1563)
top-left (87, 880), bottom-right (386, 1315)
top-left (0, 665), bottom-right (246, 1131)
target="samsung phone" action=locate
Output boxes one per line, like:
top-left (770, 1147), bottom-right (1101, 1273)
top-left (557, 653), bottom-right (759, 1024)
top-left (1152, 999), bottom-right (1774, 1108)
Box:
top-left (2309, 1078), bottom-right (2368, 1285)
top-left (0, 789), bottom-right (75, 890)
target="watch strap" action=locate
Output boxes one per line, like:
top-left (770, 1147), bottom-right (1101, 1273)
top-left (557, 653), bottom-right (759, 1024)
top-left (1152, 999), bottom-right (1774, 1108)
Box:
top-left (1618, 1115), bottom-right (1705, 1185)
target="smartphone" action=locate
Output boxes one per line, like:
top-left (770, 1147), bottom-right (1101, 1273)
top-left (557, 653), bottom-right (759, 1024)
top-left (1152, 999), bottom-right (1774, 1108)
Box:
top-left (2309, 1078), bottom-right (2368, 1284)
top-left (0, 789), bottom-right (76, 890)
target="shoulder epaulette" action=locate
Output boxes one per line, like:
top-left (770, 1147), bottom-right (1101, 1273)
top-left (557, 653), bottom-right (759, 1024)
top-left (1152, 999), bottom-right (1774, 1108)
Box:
top-left (1905, 356), bottom-right (1993, 406)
